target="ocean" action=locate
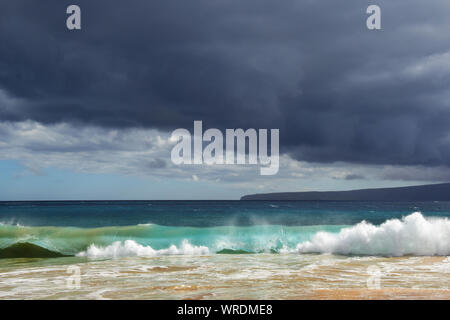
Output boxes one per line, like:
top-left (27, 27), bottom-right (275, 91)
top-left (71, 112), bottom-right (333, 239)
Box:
top-left (0, 201), bottom-right (449, 299)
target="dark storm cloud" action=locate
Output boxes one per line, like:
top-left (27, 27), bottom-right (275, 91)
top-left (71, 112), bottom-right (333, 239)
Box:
top-left (1, 0), bottom-right (450, 166)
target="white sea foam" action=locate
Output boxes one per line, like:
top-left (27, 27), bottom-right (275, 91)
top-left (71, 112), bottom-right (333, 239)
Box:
top-left (77, 239), bottom-right (209, 258)
top-left (0, 220), bottom-right (24, 227)
top-left (296, 212), bottom-right (450, 256)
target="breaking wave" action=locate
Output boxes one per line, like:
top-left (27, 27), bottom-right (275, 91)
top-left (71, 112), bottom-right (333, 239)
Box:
top-left (296, 212), bottom-right (450, 256)
top-left (77, 240), bottom-right (209, 258)
top-left (0, 212), bottom-right (448, 258)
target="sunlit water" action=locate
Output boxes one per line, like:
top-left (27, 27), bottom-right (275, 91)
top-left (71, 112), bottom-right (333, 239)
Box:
top-left (1, 201), bottom-right (449, 299)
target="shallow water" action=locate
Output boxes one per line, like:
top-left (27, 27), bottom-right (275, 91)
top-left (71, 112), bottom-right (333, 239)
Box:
top-left (0, 254), bottom-right (449, 299)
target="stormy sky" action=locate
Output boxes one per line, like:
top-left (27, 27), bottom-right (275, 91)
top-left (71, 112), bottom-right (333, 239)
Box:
top-left (1, 0), bottom-right (450, 199)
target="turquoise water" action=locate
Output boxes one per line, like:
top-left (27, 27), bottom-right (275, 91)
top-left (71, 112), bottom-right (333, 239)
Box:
top-left (1, 201), bottom-right (450, 257)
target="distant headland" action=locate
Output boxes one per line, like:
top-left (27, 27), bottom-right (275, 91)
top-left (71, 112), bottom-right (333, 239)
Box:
top-left (240, 182), bottom-right (450, 201)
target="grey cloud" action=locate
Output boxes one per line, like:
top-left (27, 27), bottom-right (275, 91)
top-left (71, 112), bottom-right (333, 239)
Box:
top-left (1, 120), bottom-right (449, 192)
top-left (1, 0), bottom-right (450, 169)
top-left (146, 158), bottom-right (167, 169)
top-left (380, 165), bottom-right (450, 182)
top-left (333, 173), bottom-right (366, 181)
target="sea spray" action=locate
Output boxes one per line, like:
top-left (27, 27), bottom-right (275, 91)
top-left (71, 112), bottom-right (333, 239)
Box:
top-left (296, 212), bottom-right (450, 256)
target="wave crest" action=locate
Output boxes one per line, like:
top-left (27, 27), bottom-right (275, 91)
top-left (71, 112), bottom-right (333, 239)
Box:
top-left (296, 212), bottom-right (450, 256)
top-left (77, 239), bottom-right (209, 258)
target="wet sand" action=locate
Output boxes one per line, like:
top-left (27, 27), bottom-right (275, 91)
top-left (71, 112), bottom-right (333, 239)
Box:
top-left (0, 254), bottom-right (449, 299)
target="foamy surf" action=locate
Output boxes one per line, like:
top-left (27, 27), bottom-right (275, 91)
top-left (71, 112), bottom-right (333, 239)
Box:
top-left (296, 212), bottom-right (450, 256)
top-left (77, 239), bottom-right (209, 258)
